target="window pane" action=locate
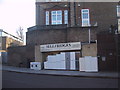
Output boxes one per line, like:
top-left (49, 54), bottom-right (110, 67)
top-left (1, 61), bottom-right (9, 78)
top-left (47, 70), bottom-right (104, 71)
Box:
top-left (57, 11), bottom-right (62, 14)
top-left (57, 21), bottom-right (62, 24)
top-left (57, 15), bottom-right (62, 20)
top-left (83, 20), bottom-right (88, 24)
top-left (52, 22), bottom-right (56, 24)
top-left (52, 11), bottom-right (56, 15)
top-left (52, 15), bottom-right (56, 20)
top-left (82, 20), bottom-right (89, 26)
top-left (82, 9), bottom-right (88, 13)
top-left (83, 13), bottom-right (88, 19)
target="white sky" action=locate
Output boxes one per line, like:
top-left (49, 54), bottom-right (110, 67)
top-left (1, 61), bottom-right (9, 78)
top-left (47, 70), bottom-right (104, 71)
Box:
top-left (0, 0), bottom-right (35, 42)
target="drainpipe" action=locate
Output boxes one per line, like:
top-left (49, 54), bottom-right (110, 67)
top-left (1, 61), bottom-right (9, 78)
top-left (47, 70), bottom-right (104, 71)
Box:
top-left (89, 28), bottom-right (91, 44)
top-left (74, 2), bottom-right (77, 26)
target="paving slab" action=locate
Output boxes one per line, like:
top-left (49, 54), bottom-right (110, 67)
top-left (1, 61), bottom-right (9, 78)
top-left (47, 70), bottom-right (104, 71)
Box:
top-left (1, 65), bottom-right (119, 79)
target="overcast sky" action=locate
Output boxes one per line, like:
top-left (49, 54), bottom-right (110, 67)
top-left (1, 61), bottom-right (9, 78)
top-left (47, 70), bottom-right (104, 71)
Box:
top-left (0, 0), bottom-right (35, 38)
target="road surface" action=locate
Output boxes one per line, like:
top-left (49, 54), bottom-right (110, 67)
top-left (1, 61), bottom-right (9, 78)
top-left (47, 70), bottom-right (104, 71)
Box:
top-left (2, 71), bottom-right (118, 88)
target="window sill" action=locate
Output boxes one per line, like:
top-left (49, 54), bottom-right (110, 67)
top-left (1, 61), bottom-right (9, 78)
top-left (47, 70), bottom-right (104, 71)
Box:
top-left (69, 25), bottom-right (98, 28)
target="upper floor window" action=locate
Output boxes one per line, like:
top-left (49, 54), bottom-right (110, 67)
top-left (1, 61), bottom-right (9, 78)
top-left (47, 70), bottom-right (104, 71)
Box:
top-left (117, 5), bottom-right (120, 17)
top-left (45, 10), bottom-right (68, 25)
top-left (51, 10), bottom-right (62, 25)
top-left (46, 11), bottom-right (49, 25)
top-left (81, 9), bottom-right (90, 27)
top-left (64, 10), bottom-right (68, 24)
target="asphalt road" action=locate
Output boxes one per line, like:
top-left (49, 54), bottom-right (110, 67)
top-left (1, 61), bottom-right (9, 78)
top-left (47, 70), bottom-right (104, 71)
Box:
top-left (2, 71), bottom-right (118, 88)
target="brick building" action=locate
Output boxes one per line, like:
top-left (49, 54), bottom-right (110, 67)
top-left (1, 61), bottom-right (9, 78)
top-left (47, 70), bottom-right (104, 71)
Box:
top-left (8, 1), bottom-right (118, 71)
top-left (97, 32), bottom-right (118, 71)
top-left (27, 2), bottom-right (117, 45)
top-left (0, 29), bottom-right (23, 64)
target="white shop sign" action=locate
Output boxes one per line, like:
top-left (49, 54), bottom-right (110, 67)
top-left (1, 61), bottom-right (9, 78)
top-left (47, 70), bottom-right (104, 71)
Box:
top-left (40, 42), bottom-right (81, 52)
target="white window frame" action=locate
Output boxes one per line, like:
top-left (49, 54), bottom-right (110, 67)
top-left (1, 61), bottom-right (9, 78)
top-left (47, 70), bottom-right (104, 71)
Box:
top-left (51, 10), bottom-right (62, 25)
top-left (64, 10), bottom-right (68, 24)
top-left (46, 11), bottom-right (49, 25)
top-left (45, 10), bottom-right (68, 25)
top-left (117, 5), bottom-right (120, 17)
top-left (81, 9), bottom-right (90, 27)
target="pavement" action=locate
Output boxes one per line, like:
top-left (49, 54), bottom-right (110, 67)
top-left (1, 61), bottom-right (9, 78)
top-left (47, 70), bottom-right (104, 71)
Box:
top-left (0, 65), bottom-right (119, 79)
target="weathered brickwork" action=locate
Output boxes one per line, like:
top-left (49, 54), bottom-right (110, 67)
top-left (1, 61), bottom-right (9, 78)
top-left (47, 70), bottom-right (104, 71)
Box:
top-left (97, 33), bottom-right (117, 71)
top-left (27, 26), bottom-right (97, 45)
top-left (27, 2), bottom-right (117, 45)
top-left (36, 2), bottom-right (117, 28)
top-left (8, 45), bottom-right (35, 67)
top-left (27, 28), bottom-right (67, 45)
